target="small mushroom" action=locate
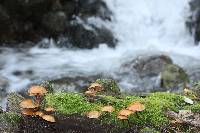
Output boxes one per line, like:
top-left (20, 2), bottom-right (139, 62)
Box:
top-left (117, 115), bottom-right (128, 120)
top-left (22, 109), bottom-right (36, 116)
top-left (28, 86), bottom-right (48, 96)
top-left (101, 106), bottom-right (115, 113)
top-left (42, 115), bottom-right (56, 123)
top-left (85, 90), bottom-right (96, 97)
top-left (127, 102), bottom-right (145, 112)
top-left (35, 111), bottom-right (44, 117)
top-left (20, 99), bottom-right (39, 109)
top-left (87, 111), bottom-right (101, 119)
top-left (45, 107), bottom-right (55, 114)
top-left (88, 83), bottom-right (103, 92)
top-left (118, 109), bottom-right (133, 117)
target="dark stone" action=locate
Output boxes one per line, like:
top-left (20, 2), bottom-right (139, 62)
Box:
top-left (122, 55), bottom-right (173, 78)
top-left (65, 23), bottom-right (116, 49)
top-left (42, 11), bottom-right (66, 34)
top-left (187, 0), bottom-right (200, 43)
top-left (0, 0), bottom-right (115, 48)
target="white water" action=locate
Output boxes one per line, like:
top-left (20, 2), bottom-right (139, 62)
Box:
top-left (1, 0), bottom-right (200, 93)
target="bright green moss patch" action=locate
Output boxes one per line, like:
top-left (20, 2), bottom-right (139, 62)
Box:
top-left (45, 93), bottom-right (100, 115)
top-left (45, 92), bottom-right (199, 128)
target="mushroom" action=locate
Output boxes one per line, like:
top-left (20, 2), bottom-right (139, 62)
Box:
top-left (22, 109), bottom-right (36, 116)
top-left (85, 90), bottom-right (96, 97)
top-left (45, 107), bottom-right (55, 114)
top-left (127, 102), bottom-right (145, 112)
top-left (118, 109), bottom-right (133, 117)
top-left (87, 111), bottom-right (101, 119)
top-left (101, 106), bottom-right (115, 113)
top-left (35, 111), bottom-right (44, 117)
top-left (28, 86), bottom-right (47, 104)
top-left (20, 99), bottom-right (39, 109)
top-left (42, 115), bottom-right (56, 123)
top-left (88, 83), bottom-right (103, 92)
top-left (117, 115), bottom-right (128, 120)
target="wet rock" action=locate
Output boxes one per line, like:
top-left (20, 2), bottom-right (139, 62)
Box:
top-left (65, 23), bottom-right (116, 48)
top-left (42, 11), bottom-right (66, 34)
top-left (6, 92), bottom-right (25, 113)
top-left (161, 64), bottom-right (189, 89)
top-left (119, 55), bottom-right (189, 92)
top-left (122, 55), bottom-right (173, 77)
top-left (77, 0), bottom-right (112, 20)
top-left (0, 76), bottom-right (9, 97)
top-left (187, 0), bottom-right (200, 43)
top-left (0, 0), bottom-right (115, 49)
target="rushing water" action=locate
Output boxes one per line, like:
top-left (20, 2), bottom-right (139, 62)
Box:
top-left (1, 0), bottom-right (200, 93)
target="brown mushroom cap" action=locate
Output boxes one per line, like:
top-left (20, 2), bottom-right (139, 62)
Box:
top-left (85, 90), bottom-right (96, 97)
top-left (87, 111), bottom-right (101, 119)
top-left (88, 83), bottom-right (103, 92)
top-left (20, 99), bottom-right (39, 109)
top-left (28, 86), bottom-right (48, 96)
top-left (117, 115), bottom-right (128, 120)
top-left (42, 115), bottom-right (56, 122)
top-left (127, 102), bottom-right (145, 112)
top-left (118, 109), bottom-right (133, 116)
top-left (35, 111), bottom-right (44, 117)
top-left (22, 109), bottom-right (36, 116)
top-left (101, 106), bottom-right (115, 113)
top-left (45, 107), bottom-right (55, 112)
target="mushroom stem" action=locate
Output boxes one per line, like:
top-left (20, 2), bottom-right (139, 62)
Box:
top-left (35, 94), bottom-right (43, 105)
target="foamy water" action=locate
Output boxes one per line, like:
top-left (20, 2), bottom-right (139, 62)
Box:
top-left (1, 0), bottom-right (200, 93)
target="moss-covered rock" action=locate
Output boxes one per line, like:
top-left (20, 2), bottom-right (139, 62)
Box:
top-left (0, 112), bottom-right (21, 133)
top-left (6, 92), bottom-right (25, 113)
top-left (95, 79), bottom-right (121, 96)
top-left (45, 92), bottom-right (199, 129)
top-left (161, 64), bottom-right (189, 89)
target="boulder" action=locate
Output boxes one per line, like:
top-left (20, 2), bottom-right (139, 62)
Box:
top-left (161, 64), bottom-right (189, 89)
top-left (122, 55), bottom-right (173, 77)
top-left (187, 0), bottom-right (200, 43)
top-left (65, 23), bottom-right (116, 48)
top-left (42, 11), bottom-right (66, 34)
top-left (120, 55), bottom-right (189, 92)
top-left (0, 0), bottom-right (115, 48)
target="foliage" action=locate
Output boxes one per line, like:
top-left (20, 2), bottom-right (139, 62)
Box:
top-left (0, 112), bottom-right (21, 124)
top-left (95, 79), bottom-right (121, 96)
top-left (45, 92), bottom-right (199, 128)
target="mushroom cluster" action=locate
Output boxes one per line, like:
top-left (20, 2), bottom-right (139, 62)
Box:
top-left (87, 105), bottom-right (115, 119)
top-left (117, 101), bottom-right (145, 120)
top-left (85, 83), bottom-right (104, 96)
top-left (20, 86), bottom-right (56, 122)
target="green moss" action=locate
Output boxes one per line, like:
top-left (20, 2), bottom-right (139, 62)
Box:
top-left (45, 92), bottom-right (199, 129)
top-left (95, 79), bottom-right (121, 96)
top-left (0, 112), bottom-right (21, 124)
top-left (45, 93), bottom-right (100, 115)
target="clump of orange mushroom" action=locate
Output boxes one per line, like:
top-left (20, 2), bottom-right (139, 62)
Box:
top-left (28, 86), bottom-right (48, 104)
top-left (117, 101), bottom-right (145, 120)
top-left (19, 85), bottom-right (56, 123)
top-left (84, 83), bottom-right (103, 97)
